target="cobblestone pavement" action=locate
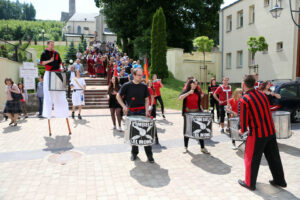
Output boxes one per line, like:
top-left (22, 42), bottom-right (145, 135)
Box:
top-left (0, 109), bottom-right (299, 200)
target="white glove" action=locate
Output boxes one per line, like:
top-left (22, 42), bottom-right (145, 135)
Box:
top-left (149, 106), bottom-right (152, 110)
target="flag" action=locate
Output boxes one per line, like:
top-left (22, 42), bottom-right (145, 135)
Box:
top-left (113, 64), bottom-right (118, 77)
top-left (143, 57), bottom-right (149, 83)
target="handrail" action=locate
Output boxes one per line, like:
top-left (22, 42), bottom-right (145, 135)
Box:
top-left (0, 39), bottom-right (32, 63)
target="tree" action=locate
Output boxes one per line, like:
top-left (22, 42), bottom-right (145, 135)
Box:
top-left (150, 7), bottom-right (168, 79)
top-left (65, 41), bottom-right (77, 64)
top-left (94, 0), bottom-right (223, 58)
top-left (0, 0), bottom-right (36, 20)
top-left (247, 36), bottom-right (268, 74)
top-left (78, 42), bottom-right (84, 53)
top-left (193, 36), bottom-right (214, 89)
top-left (83, 39), bottom-right (87, 51)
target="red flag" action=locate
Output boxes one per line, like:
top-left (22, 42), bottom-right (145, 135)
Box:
top-left (143, 57), bottom-right (149, 83)
top-left (113, 64), bottom-right (118, 77)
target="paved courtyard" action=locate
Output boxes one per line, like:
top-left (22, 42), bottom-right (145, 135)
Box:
top-left (0, 109), bottom-right (299, 200)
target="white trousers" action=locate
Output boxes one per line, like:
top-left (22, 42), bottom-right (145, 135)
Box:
top-left (43, 71), bottom-right (69, 119)
top-left (72, 90), bottom-right (85, 106)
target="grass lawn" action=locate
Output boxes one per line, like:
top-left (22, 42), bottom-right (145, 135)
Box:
top-left (29, 45), bottom-right (68, 61)
top-left (159, 73), bottom-right (185, 111)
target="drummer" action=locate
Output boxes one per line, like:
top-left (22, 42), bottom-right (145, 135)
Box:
top-left (226, 88), bottom-right (243, 150)
top-left (213, 77), bottom-right (232, 133)
top-left (116, 68), bottom-right (155, 163)
top-left (70, 70), bottom-right (86, 120)
top-left (238, 75), bottom-right (286, 191)
top-left (179, 79), bottom-right (209, 154)
top-left (40, 40), bottom-right (69, 119)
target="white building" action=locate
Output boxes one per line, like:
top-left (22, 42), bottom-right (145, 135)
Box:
top-left (61, 0), bottom-right (117, 44)
top-left (219, 0), bottom-right (300, 83)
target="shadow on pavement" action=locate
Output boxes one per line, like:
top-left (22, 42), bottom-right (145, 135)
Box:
top-left (278, 143), bottom-right (300, 157)
top-left (43, 136), bottom-right (73, 153)
top-left (155, 119), bottom-right (174, 126)
top-left (235, 150), bottom-right (268, 166)
top-left (253, 182), bottom-right (300, 200)
top-left (130, 161), bottom-right (170, 188)
top-left (2, 125), bottom-right (21, 134)
top-left (152, 143), bottom-right (168, 153)
top-left (113, 129), bottom-right (124, 138)
top-left (73, 119), bottom-right (91, 128)
top-left (156, 127), bottom-right (166, 134)
top-left (188, 151), bottom-right (232, 175)
top-left (292, 123), bottom-right (300, 130)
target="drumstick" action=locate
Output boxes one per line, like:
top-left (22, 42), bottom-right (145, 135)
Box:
top-left (48, 119), bottom-right (52, 136)
top-left (66, 118), bottom-right (72, 135)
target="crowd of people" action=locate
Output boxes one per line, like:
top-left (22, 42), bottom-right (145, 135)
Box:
top-left (2, 40), bottom-right (287, 191)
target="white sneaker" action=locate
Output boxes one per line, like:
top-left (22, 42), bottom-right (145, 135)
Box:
top-left (113, 125), bottom-right (116, 129)
top-left (232, 144), bottom-right (238, 150)
top-left (201, 148), bottom-right (210, 154)
top-left (118, 126), bottom-right (122, 131)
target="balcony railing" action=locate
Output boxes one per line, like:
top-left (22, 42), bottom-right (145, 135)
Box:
top-left (0, 39), bottom-right (32, 63)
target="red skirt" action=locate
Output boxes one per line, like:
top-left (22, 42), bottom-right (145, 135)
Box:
top-left (96, 64), bottom-right (105, 74)
top-left (88, 65), bottom-right (95, 75)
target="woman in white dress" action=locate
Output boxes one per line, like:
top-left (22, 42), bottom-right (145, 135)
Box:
top-left (71, 70), bottom-right (86, 120)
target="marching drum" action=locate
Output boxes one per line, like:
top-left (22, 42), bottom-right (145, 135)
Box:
top-left (125, 116), bottom-right (156, 146)
top-left (272, 111), bottom-right (292, 139)
top-left (49, 72), bottom-right (67, 91)
top-left (185, 112), bottom-right (213, 139)
top-left (229, 117), bottom-right (246, 141)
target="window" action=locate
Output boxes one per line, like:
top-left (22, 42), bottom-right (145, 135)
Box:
top-left (84, 27), bottom-right (89, 31)
top-left (77, 26), bottom-right (81, 34)
top-left (237, 10), bottom-right (243, 28)
top-left (264, 0), bottom-right (270, 7)
top-left (280, 85), bottom-right (298, 98)
top-left (104, 28), bottom-right (112, 33)
top-left (277, 42), bottom-right (283, 51)
top-left (226, 53), bottom-right (232, 69)
top-left (226, 15), bottom-right (232, 32)
top-left (237, 51), bottom-right (243, 68)
top-left (249, 5), bottom-right (255, 24)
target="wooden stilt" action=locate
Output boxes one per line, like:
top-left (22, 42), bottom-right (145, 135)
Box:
top-left (48, 119), bottom-right (52, 136)
top-left (66, 118), bottom-right (72, 135)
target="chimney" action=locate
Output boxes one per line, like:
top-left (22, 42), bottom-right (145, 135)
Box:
top-left (69, 0), bottom-right (76, 16)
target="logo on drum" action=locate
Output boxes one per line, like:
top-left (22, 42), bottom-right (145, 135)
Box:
top-left (130, 121), bottom-right (154, 145)
top-left (192, 117), bottom-right (212, 138)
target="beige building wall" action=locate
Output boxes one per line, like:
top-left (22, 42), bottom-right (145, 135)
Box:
top-left (66, 21), bottom-right (95, 35)
top-left (167, 48), bottom-right (222, 83)
top-left (0, 58), bottom-right (22, 109)
top-left (220, 0), bottom-right (299, 83)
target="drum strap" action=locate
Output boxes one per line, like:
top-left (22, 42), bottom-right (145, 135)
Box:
top-left (74, 78), bottom-right (84, 90)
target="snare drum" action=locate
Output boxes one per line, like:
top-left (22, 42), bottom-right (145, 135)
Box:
top-left (185, 112), bottom-right (213, 139)
top-left (49, 72), bottom-right (67, 91)
top-left (229, 117), bottom-right (245, 141)
top-left (125, 116), bottom-right (156, 146)
top-left (272, 111), bottom-right (292, 139)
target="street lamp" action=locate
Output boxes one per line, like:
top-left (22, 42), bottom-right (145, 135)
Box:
top-left (288, 0), bottom-right (300, 28)
top-left (42, 29), bottom-right (45, 49)
top-left (270, 0), bottom-right (283, 19)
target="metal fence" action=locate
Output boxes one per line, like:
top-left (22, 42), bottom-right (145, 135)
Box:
top-left (0, 39), bottom-right (32, 63)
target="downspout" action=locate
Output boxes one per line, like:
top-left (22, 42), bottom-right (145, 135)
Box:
top-left (221, 9), bottom-right (224, 80)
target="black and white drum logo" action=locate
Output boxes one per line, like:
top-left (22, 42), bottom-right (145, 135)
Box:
top-left (192, 117), bottom-right (212, 138)
top-left (130, 121), bottom-right (155, 145)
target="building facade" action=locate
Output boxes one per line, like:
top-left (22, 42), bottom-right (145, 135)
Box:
top-left (219, 0), bottom-right (300, 83)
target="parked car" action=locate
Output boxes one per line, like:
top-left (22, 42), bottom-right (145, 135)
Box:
top-left (271, 81), bottom-right (300, 123)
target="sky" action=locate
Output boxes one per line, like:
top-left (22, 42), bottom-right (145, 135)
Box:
top-left (11, 0), bottom-right (238, 21)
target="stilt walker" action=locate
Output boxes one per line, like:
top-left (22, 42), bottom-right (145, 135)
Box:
top-left (40, 40), bottom-right (72, 136)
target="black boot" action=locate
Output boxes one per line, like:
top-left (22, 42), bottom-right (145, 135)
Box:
top-left (71, 112), bottom-right (75, 119)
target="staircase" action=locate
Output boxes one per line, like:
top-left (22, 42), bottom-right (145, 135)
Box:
top-left (68, 76), bottom-right (109, 109)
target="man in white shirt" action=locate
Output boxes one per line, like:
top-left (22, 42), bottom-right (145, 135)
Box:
top-left (70, 70), bottom-right (86, 120)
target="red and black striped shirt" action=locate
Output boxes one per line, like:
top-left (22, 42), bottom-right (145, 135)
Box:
top-left (239, 89), bottom-right (275, 138)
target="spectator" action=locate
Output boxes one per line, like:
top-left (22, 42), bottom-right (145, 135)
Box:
top-left (124, 61), bottom-right (131, 74)
top-left (76, 50), bottom-right (82, 59)
top-left (4, 78), bottom-right (21, 126)
top-left (36, 76), bottom-right (44, 118)
top-left (119, 69), bottom-right (129, 86)
top-left (74, 59), bottom-right (85, 76)
top-left (66, 65), bottom-right (76, 99)
top-left (18, 83), bottom-right (28, 118)
top-left (133, 60), bottom-right (142, 69)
